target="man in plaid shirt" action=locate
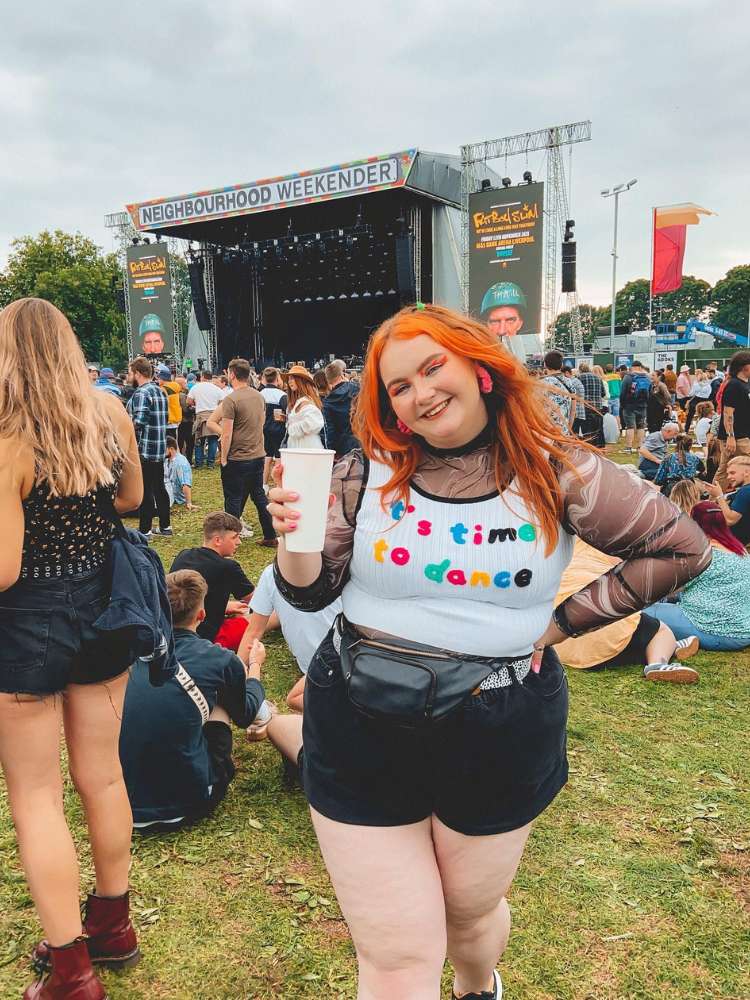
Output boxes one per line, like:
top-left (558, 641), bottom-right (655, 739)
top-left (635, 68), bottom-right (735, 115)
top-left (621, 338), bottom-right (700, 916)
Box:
top-left (576, 362), bottom-right (606, 448)
top-left (563, 365), bottom-right (586, 436)
top-left (127, 356), bottom-right (172, 537)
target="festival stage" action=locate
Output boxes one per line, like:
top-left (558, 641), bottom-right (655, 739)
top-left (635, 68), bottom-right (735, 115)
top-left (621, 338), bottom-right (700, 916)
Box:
top-left (126, 150), bottom-right (471, 368)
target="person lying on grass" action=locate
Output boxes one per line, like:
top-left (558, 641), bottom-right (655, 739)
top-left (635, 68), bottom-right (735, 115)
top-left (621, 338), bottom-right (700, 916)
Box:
top-left (553, 538), bottom-right (700, 683)
top-left (644, 500), bottom-right (750, 652)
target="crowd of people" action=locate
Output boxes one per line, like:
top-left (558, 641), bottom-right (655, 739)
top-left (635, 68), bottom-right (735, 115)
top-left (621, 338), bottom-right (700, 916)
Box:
top-left (535, 348), bottom-right (750, 680)
top-left (0, 294), bottom-right (748, 1000)
top-left (86, 356), bottom-right (362, 546)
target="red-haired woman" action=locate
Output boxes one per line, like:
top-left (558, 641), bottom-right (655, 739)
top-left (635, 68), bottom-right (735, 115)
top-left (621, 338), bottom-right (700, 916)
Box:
top-left (266, 304), bottom-right (710, 999)
top-left (644, 501), bottom-right (750, 651)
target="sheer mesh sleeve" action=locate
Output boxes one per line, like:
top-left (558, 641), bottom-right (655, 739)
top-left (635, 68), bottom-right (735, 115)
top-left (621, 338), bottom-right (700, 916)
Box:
top-left (554, 447), bottom-right (712, 636)
top-left (273, 450), bottom-right (365, 611)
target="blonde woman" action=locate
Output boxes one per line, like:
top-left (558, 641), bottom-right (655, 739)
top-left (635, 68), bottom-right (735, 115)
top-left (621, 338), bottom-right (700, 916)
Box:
top-left (285, 364), bottom-right (325, 448)
top-left (0, 299), bottom-right (143, 1000)
top-left (685, 369), bottom-right (711, 433)
top-left (668, 478), bottom-right (703, 515)
top-left (592, 365), bottom-right (609, 409)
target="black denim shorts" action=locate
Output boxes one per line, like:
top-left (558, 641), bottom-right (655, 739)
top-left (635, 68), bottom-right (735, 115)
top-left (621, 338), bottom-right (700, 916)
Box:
top-left (0, 566), bottom-right (132, 696)
top-left (301, 630), bottom-right (569, 836)
top-left (263, 428), bottom-right (284, 459)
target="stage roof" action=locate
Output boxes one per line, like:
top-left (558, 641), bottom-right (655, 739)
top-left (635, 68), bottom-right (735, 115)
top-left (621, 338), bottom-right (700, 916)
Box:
top-left (126, 149), bottom-right (466, 233)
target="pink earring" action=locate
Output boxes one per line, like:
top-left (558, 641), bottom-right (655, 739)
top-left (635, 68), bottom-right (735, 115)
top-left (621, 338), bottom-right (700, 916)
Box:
top-left (475, 365), bottom-right (493, 394)
top-left (396, 418), bottom-right (413, 436)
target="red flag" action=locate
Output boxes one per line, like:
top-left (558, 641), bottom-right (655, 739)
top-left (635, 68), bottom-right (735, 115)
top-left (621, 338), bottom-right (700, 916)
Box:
top-left (650, 203), bottom-right (715, 296)
top-left (651, 222), bottom-right (686, 295)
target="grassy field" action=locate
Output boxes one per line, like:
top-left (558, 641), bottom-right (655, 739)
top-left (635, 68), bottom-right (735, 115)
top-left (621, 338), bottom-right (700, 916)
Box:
top-left (1, 452), bottom-right (749, 999)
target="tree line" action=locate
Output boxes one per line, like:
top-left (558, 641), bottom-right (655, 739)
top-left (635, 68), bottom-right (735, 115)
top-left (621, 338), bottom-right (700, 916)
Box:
top-left (553, 266), bottom-right (750, 347)
top-left (0, 230), bottom-right (191, 370)
top-left (0, 230), bottom-right (130, 368)
top-left (2, 230), bottom-right (748, 361)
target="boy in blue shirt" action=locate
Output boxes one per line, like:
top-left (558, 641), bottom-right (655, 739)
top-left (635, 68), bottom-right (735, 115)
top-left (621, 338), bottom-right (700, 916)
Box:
top-left (119, 570), bottom-right (266, 831)
top-left (165, 435), bottom-right (194, 508)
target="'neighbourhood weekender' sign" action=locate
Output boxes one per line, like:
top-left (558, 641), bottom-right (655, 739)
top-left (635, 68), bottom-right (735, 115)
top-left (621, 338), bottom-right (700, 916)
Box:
top-left (127, 151), bottom-right (417, 231)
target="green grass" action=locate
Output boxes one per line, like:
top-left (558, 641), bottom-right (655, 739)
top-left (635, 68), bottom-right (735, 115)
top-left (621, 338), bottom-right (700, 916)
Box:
top-left (1, 452), bottom-right (749, 999)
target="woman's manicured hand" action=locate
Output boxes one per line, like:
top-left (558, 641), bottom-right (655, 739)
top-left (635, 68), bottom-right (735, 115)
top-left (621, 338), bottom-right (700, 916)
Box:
top-left (267, 461), bottom-right (334, 536)
top-left (531, 617), bottom-right (568, 673)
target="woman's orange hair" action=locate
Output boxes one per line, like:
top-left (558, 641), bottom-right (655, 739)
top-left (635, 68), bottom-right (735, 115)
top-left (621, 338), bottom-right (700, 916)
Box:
top-left (352, 304), bottom-right (588, 554)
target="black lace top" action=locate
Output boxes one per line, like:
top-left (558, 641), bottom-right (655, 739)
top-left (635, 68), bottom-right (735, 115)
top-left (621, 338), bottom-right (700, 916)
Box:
top-left (20, 474), bottom-right (119, 581)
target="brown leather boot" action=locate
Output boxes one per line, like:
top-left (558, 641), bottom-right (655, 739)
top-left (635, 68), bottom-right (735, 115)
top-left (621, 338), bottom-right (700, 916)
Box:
top-left (32, 892), bottom-right (140, 974)
top-left (23, 937), bottom-right (107, 1000)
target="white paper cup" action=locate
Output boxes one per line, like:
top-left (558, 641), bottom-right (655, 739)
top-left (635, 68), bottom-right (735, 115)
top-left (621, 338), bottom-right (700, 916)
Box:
top-left (280, 447), bottom-right (336, 552)
top-left (273, 408), bottom-right (284, 421)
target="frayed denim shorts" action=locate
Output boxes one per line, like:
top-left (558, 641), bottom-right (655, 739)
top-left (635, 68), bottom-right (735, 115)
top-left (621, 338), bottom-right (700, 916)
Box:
top-left (0, 566), bottom-right (131, 696)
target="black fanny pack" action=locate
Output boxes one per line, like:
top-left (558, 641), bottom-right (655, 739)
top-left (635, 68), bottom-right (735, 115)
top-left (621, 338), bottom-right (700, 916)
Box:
top-left (336, 616), bottom-right (528, 727)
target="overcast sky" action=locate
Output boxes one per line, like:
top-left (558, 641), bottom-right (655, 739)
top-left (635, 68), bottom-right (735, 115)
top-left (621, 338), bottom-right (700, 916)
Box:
top-left (2, 0), bottom-right (748, 306)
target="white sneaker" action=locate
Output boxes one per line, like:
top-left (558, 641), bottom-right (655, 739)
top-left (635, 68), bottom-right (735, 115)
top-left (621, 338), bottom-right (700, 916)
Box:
top-left (674, 635), bottom-right (699, 660)
top-left (240, 520), bottom-right (254, 538)
top-left (452, 970), bottom-right (502, 999)
top-left (643, 662), bottom-right (699, 684)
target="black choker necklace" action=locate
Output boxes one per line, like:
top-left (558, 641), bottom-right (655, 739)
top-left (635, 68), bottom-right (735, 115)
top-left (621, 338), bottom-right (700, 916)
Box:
top-left (420, 423), bottom-right (493, 458)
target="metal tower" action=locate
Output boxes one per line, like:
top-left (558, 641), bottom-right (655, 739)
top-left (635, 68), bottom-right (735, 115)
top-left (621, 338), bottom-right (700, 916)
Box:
top-left (460, 120), bottom-right (592, 351)
top-left (544, 131), bottom-right (586, 352)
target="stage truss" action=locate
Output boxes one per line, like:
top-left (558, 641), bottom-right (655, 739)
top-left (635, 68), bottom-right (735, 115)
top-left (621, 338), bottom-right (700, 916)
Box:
top-left (460, 121), bottom-right (592, 351)
top-left (104, 211), bottom-right (194, 364)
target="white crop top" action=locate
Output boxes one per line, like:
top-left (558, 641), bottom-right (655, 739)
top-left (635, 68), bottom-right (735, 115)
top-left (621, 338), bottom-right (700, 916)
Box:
top-left (342, 459), bottom-right (575, 658)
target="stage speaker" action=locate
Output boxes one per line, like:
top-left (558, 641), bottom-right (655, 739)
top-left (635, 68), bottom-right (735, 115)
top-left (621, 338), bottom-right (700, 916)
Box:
top-left (395, 234), bottom-right (416, 303)
top-left (188, 260), bottom-right (212, 331)
top-left (115, 287), bottom-right (126, 314)
top-left (561, 241), bottom-right (576, 293)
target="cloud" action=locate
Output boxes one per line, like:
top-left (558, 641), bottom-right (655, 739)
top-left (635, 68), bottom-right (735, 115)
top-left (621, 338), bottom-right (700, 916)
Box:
top-left (1, 0), bottom-right (748, 309)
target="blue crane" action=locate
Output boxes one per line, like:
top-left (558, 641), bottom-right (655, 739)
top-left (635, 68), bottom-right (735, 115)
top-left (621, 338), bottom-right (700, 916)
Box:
top-left (655, 319), bottom-right (749, 348)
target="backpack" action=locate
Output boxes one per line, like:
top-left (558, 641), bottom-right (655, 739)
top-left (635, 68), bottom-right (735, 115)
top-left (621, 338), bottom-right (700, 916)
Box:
top-left (628, 372), bottom-right (651, 403)
top-left (93, 491), bottom-right (178, 687)
top-left (161, 383), bottom-right (182, 425)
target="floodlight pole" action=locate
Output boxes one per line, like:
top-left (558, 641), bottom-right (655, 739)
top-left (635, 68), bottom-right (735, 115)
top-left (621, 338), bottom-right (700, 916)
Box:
top-left (601, 179), bottom-right (637, 355)
top-left (610, 191), bottom-right (619, 354)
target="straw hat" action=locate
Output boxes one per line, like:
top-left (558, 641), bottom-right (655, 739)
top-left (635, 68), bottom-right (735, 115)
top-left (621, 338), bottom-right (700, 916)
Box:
top-left (287, 364), bottom-right (312, 378)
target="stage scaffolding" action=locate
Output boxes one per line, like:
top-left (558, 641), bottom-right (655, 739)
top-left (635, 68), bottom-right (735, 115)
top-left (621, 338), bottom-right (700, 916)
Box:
top-left (201, 248), bottom-right (219, 371)
top-left (460, 121), bottom-right (592, 351)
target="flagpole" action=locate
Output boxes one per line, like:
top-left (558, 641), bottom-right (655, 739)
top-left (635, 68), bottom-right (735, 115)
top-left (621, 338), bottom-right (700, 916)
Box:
top-left (649, 207), bottom-right (655, 331)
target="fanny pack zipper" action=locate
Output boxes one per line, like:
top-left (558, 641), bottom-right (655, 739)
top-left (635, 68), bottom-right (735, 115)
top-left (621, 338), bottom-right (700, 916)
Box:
top-left (351, 638), bottom-right (452, 660)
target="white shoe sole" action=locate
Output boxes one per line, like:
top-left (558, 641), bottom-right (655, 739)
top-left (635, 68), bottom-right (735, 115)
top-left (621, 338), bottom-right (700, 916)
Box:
top-left (675, 636), bottom-right (700, 660)
top-left (645, 664), bottom-right (699, 684)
